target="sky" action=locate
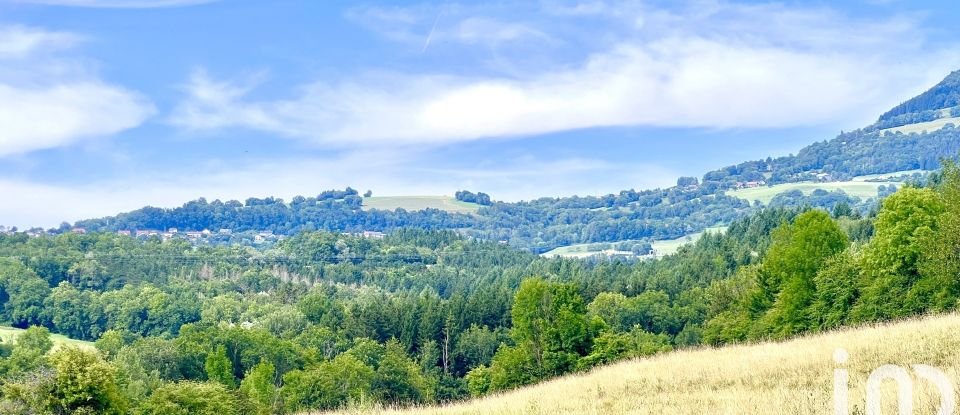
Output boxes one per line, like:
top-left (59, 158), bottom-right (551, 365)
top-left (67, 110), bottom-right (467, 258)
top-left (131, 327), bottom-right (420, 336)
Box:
top-left (1, 0), bottom-right (960, 228)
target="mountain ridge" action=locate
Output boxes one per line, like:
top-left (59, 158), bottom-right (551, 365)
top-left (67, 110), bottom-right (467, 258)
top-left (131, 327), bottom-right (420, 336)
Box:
top-left (45, 69), bottom-right (960, 252)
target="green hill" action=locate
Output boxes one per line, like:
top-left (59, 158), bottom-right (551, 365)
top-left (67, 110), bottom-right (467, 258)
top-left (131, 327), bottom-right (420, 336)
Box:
top-left (879, 69), bottom-right (960, 122)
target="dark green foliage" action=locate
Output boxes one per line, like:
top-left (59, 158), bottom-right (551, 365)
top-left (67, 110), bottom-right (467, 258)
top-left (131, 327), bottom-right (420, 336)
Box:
top-left (140, 381), bottom-right (240, 415)
top-left (509, 278), bottom-right (591, 377)
top-left (879, 70), bottom-right (960, 122)
top-left (205, 345), bottom-right (235, 388)
top-left (239, 361), bottom-right (278, 415)
top-left (280, 353), bottom-right (374, 412)
top-left (0, 347), bottom-right (127, 414)
top-left (455, 190), bottom-right (492, 205)
top-left (914, 161), bottom-right (960, 311)
top-left (852, 187), bottom-right (945, 320)
top-left (752, 210), bottom-right (849, 338)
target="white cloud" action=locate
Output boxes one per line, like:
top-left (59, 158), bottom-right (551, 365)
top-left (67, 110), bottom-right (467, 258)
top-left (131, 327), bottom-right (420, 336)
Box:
top-left (171, 2), bottom-right (960, 147)
top-left (12, 0), bottom-right (217, 8)
top-left (455, 17), bottom-right (552, 46)
top-left (0, 83), bottom-right (153, 156)
top-left (0, 25), bottom-right (80, 58)
top-left (0, 25), bottom-right (154, 157)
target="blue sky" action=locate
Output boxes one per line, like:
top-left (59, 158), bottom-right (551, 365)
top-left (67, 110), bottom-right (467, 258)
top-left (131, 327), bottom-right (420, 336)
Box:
top-left (1, 0), bottom-right (960, 227)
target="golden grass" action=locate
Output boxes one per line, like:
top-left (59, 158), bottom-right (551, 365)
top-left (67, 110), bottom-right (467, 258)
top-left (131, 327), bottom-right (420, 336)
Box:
top-left (324, 313), bottom-right (960, 415)
top-left (361, 196), bottom-right (480, 214)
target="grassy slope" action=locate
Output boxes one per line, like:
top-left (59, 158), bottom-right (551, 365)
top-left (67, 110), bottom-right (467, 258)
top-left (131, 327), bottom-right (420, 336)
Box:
top-left (0, 326), bottom-right (94, 350)
top-left (650, 226), bottom-right (726, 256)
top-left (852, 169), bottom-right (929, 182)
top-left (727, 181), bottom-right (895, 205)
top-left (541, 227), bottom-right (727, 259)
top-left (361, 197), bottom-right (480, 214)
top-left (328, 313), bottom-right (960, 415)
top-left (879, 116), bottom-right (960, 135)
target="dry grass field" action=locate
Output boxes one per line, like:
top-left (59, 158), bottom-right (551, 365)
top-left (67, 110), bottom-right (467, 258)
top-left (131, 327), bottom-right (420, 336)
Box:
top-left (361, 196), bottom-right (480, 214)
top-left (322, 313), bottom-right (960, 415)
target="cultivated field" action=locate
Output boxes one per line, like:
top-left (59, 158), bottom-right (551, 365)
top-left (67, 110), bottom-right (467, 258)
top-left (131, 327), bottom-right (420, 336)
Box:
top-left (541, 226), bottom-right (727, 259)
top-left (728, 181), bottom-right (895, 204)
top-left (325, 312), bottom-right (960, 415)
top-left (0, 326), bottom-right (94, 350)
top-left (852, 169), bottom-right (929, 182)
top-left (879, 116), bottom-right (960, 135)
top-left (361, 197), bottom-right (480, 214)
top-left (650, 226), bottom-right (726, 256)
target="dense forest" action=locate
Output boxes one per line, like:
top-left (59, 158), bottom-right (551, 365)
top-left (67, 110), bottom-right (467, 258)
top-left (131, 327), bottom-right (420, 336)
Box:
top-left (3, 160), bottom-right (960, 413)
top-left (878, 70), bottom-right (960, 123)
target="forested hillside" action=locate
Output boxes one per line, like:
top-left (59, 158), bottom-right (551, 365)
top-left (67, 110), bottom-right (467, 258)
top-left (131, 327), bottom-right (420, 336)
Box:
top-left (55, 71), bottom-right (960, 256)
top-left (2, 160), bottom-right (960, 413)
top-left (879, 70), bottom-right (960, 123)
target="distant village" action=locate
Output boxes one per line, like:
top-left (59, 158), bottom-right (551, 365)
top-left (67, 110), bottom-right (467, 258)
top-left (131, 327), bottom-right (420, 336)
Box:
top-left (0, 225), bottom-right (387, 244)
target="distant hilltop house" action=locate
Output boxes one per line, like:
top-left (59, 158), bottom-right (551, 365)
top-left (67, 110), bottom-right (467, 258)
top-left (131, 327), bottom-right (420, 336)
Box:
top-left (340, 231), bottom-right (387, 239)
top-left (815, 172), bottom-right (834, 182)
top-left (71, 227), bottom-right (86, 234)
top-left (734, 180), bottom-right (766, 189)
top-left (598, 249), bottom-right (635, 258)
top-left (117, 230), bottom-right (132, 236)
top-left (254, 231), bottom-right (277, 243)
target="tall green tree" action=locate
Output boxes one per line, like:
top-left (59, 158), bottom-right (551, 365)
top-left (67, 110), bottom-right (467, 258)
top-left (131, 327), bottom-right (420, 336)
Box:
top-left (751, 210), bottom-right (848, 338)
top-left (852, 187), bottom-right (945, 320)
top-left (508, 278), bottom-right (592, 379)
top-left (205, 345), bottom-right (236, 389)
top-left (239, 361), bottom-right (277, 415)
top-left (913, 161), bottom-right (960, 311)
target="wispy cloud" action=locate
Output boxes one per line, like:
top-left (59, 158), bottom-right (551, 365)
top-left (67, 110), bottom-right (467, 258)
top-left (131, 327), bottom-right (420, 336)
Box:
top-left (0, 25), bottom-right (154, 157)
top-left (170, 1), bottom-right (960, 148)
top-left (11, 0), bottom-right (217, 8)
top-left (346, 3), bottom-right (555, 51)
top-left (0, 25), bottom-right (80, 58)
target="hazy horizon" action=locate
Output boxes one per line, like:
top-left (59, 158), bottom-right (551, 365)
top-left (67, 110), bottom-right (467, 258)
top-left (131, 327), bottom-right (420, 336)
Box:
top-left (3, 0), bottom-right (960, 227)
